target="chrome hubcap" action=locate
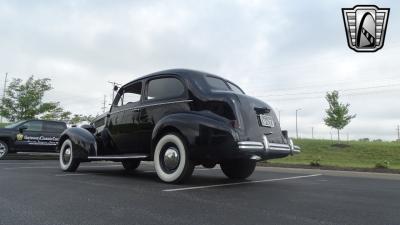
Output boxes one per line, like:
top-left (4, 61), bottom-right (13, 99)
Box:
top-left (163, 147), bottom-right (180, 171)
top-left (0, 143), bottom-right (6, 157)
top-left (62, 147), bottom-right (72, 165)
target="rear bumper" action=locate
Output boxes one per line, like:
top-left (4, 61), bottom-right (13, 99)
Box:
top-left (237, 136), bottom-right (300, 160)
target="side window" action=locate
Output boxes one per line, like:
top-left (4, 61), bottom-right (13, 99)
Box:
top-left (116, 82), bottom-right (142, 107)
top-left (23, 121), bottom-right (43, 132)
top-left (147, 77), bottom-right (185, 100)
top-left (44, 122), bottom-right (67, 133)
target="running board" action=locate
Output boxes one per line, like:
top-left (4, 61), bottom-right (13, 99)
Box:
top-left (88, 154), bottom-right (149, 160)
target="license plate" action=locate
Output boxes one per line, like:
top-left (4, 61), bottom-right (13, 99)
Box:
top-left (259, 114), bottom-right (275, 127)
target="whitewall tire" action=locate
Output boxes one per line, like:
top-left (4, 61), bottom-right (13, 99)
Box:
top-left (59, 139), bottom-right (80, 172)
top-left (154, 133), bottom-right (194, 183)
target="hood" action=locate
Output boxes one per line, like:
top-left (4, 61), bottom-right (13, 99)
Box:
top-left (0, 127), bottom-right (14, 135)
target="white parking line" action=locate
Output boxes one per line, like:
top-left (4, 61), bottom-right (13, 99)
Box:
top-left (163, 174), bottom-right (322, 192)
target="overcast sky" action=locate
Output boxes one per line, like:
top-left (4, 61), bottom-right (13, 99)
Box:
top-left (0, 0), bottom-right (399, 140)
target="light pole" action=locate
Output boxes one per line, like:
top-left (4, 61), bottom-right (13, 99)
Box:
top-left (1, 73), bottom-right (8, 123)
top-left (295, 108), bottom-right (302, 139)
top-left (311, 126), bottom-right (314, 139)
top-left (108, 81), bottom-right (121, 101)
top-left (278, 110), bottom-right (281, 123)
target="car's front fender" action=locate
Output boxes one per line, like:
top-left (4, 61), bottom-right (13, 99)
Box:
top-left (58, 127), bottom-right (97, 159)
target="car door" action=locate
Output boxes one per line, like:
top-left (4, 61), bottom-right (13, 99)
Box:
top-left (139, 76), bottom-right (189, 152)
top-left (41, 121), bottom-right (67, 151)
top-left (107, 81), bottom-right (143, 154)
top-left (14, 120), bottom-right (44, 151)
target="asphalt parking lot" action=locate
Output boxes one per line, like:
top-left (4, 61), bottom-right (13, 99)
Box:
top-left (0, 158), bottom-right (399, 225)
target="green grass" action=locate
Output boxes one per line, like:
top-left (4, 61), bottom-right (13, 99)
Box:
top-left (268, 139), bottom-right (400, 170)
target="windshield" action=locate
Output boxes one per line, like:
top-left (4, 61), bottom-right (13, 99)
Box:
top-left (205, 76), bottom-right (245, 94)
top-left (5, 121), bottom-right (26, 129)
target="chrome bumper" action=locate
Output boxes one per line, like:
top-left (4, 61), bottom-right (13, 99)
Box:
top-left (237, 136), bottom-right (300, 156)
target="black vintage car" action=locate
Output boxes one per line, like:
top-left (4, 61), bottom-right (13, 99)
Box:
top-left (58, 69), bottom-right (300, 183)
top-left (0, 120), bottom-right (67, 159)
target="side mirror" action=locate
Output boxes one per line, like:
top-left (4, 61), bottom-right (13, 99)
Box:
top-left (113, 85), bottom-right (119, 91)
top-left (81, 124), bottom-right (96, 134)
top-left (19, 126), bottom-right (28, 133)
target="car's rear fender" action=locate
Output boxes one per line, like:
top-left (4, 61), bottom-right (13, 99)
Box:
top-left (151, 112), bottom-right (239, 159)
top-left (58, 127), bottom-right (97, 160)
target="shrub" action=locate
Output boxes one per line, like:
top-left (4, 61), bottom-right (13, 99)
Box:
top-left (375, 160), bottom-right (390, 169)
top-left (310, 157), bottom-right (321, 167)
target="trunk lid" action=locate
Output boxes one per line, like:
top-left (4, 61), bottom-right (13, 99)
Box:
top-left (236, 94), bottom-right (286, 144)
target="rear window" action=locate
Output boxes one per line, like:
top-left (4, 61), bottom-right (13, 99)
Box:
top-left (206, 76), bottom-right (245, 94)
top-left (227, 82), bottom-right (245, 94)
top-left (43, 122), bottom-right (67, 133)
top-left (205, 76), bottom-right (230, 91)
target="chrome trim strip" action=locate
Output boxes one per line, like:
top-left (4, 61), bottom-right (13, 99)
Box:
top-left (110, 100), bottom-right (193, 115)
top-left (238, 141), bottom-right (263, 146)
top-left (269, 143), bottom-right (290, 148)
top-left (263, 136), bottom-right (269, 150)
top-left (238, 145), bottom-right (264, 150)
top-left (269, 147), bottom-right (292, 152)
top-left (139, 99), bottom-right (193, 109)
top-left (250, 155), bottom-right (262, 160)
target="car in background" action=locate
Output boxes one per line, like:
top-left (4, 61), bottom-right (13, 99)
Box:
top-left (0, 120), bottom-right (67, 159)
top-left (58, 69), bottom-right (300, 183)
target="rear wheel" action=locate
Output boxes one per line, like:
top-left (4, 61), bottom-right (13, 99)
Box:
top-left (59, 139), bottom-right (80, 172)
top-left (220, 159), bottom-right (256, 179)
top-left (154, 133), bottom-right (194, 183)
top-left (0, 140), bottom-right (8, 160)
top-left (122, 160), bottom-right (141, 172)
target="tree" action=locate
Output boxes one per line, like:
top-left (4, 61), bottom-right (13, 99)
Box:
top-left (40, 105), bottom-right (72, 121)
top-left (324, 90), bottom-right (356, 142)
top-left (69, 114), bottom-right (96, 125)
top-left (0, 76), bottom-right (60, 121)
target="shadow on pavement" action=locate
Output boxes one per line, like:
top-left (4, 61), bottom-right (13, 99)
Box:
top-left (3, 153), bottom-right (58, 160)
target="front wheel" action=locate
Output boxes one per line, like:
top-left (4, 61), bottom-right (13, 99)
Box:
top-left (154, 133), bottom-right (194, 183)
top-left (220, 159), bottom-right (256, 179)
top-left (59, 139), bottom-right (80, 172)
top-left (0, 140), bottom-right (8, 160)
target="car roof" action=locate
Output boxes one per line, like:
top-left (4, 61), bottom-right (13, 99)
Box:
top-left (122, 69), bottom-right (226, 88)
top-left (26, 119), bottom-right (67, 124)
